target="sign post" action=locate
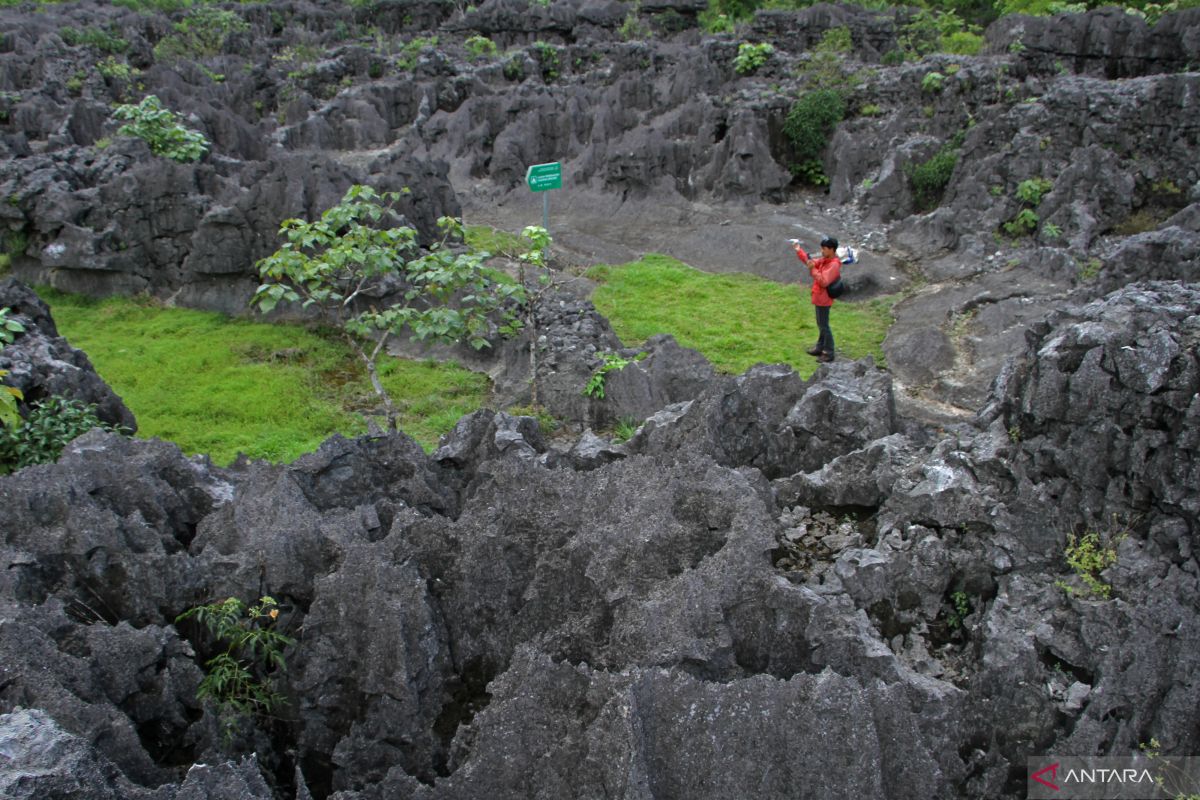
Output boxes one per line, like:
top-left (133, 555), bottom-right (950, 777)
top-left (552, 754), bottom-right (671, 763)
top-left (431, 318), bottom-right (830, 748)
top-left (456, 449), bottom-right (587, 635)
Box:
top-left (525, 161), bottom-right (562, 236)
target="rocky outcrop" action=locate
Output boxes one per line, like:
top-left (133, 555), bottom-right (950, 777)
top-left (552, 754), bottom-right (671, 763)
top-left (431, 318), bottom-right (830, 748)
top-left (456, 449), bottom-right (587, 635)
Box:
top-left (2, 281), bottom-right (1197, 799)
top-left (0, 277), bottom-right (136, 429)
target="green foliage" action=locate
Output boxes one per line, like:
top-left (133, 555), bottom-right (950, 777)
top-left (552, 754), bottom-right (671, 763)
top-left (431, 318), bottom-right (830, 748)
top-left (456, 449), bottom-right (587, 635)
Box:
top-left (532, 41), bottom-right (560, 81)
top-left (619, 0), bottom-right (653, 39)
top-left (941, 30), bottom-right (984, 55)
top-left (613, 416), bottom-right (641, 443)
top-left (584, 352), bottom-right (639, 399)
top-left (0, 370), bottom-right (22, 430)
top-left (253, 185), bottom-right (524, 430)
top-left (946, 590), bottom-right (972, 628)
top-left (587, 254), bottom-right (895, 377)
top-left (0, 395), bottom-right (126, 474)
top-left (112, 95), bottom-right (209, 162)
top-left (465, 225), bottom-right (527, 254)
top-left (0, 305), bottom-right (24, 345)
top-left (1015, 176), bottom-right (1053, 206)
top-left (698, 3), bottom-right (735, 33)
top-left (734, 42), bottom-right (774, 75)
top-left (898, 8), bottom-right (981, 60)
top-left (153, 7), bottom-right (248, 61)
top-left (1056, 529), bottom-right (1124, 600)
top-left (503, 55), bottom-right (524, 81)
top-left (1002, 177), bottom-right (1053, 236)
top-left (464, 34), bottom-right (497, 59)
top-left (817, 26), bottom-right (853, 54)
top-left (906, 135), bottom-right (962, 211)
top-left (60, 25), bottom-right (129, 53)
top-left (176, 596), bottom-right (292, 736)
top-left (922, 71), bottom-right (946, 92)
top-left (111, 0), bottom-right (192, 11)
top-left (1077, 257), bottom-right (1103, 281)
top-left (702, 0), bottom-right (759, 22)
top-left (97, 56), bottom-right (138, 81)
top-left (783, 89), bottom-right (846, 185)
top-left (396, 36), bottom-right (438, 71)
top-left (1003, 208), bottom-right (1040, 236)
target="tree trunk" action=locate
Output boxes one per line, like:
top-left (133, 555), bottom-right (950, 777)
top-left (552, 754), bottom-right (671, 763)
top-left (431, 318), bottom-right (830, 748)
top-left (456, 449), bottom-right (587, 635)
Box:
top-left (350, 333), bottom-right (399, 431)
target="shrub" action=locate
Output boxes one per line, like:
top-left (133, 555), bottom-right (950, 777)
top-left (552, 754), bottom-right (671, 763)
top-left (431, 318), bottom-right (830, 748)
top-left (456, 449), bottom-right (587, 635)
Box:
top-left (97, 56), bottom-right (138, 81)
top-left (503, 56), bottom-right (524, 81)
top-left (1002, 177), bottom-right (1054, 236)
top-left (0, 395), bottom-right (126, 474)
top-left (907, 138), bottom-right (960, 211)
top-left (176, 596), bottom-right (292, 738)
top-left (783, 89), bottom-right (846, 185)
top-left (1003, 208), bottom-right (1040, 236)
top-left (395, 36), bottom-right (438, 71)
top-left (112, 95), bottom-right (209, 162)
top-left (1015, 176), bottom-right (1053, 206)
top-left (153, 7), bottom-right (248, 61)
top-left (922, 71), bottom-right (946, 92)
top-left (60, 25), bottom-right (129, 53)
top-left (1055, 529), bottom-right (1124, 599)
top-left (942, 30), bottom-right (984, 55)
top-left (464, 34), bottom-right (497, 59)
top-left (532, 41), bottom-right (560, 81)
top-left (898, 8), bottom-right (981, 60)
top-left (733, 42), bottom-right (774, 75)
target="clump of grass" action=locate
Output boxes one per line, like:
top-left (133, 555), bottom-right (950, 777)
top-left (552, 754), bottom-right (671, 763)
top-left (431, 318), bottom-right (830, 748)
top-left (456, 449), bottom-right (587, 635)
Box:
top-left (586, 254), bottom-right (894, 377)
top-left (38, 289), bottom-right (488, 464)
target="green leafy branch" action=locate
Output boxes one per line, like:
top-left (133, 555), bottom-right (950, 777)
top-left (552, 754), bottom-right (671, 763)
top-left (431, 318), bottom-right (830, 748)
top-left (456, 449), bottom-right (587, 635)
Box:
top-left (584, 352), bottom-right (641, 399)
top-left (0, 369), bottom-right (22, 430)
top-left (111, 95), bottom-right (209, 163)
top-left (1054, 526), bottom-right (1126, 600)
top-left (176, 596), bottom-right (292, 731)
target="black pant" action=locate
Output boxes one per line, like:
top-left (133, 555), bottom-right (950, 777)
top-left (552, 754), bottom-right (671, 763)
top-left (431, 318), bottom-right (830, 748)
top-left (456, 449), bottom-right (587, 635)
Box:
top-left (815, 305), bottom-right (834, 357)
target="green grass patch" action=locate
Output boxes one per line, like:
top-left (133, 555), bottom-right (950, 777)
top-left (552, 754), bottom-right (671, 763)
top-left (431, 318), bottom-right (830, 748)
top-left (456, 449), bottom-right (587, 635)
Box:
top-left (38, 289), bottom-right (489, 465)
top-left (587, 254), bottom-right (894, 377)
top-left (465, 224), bottom-right (528, 257)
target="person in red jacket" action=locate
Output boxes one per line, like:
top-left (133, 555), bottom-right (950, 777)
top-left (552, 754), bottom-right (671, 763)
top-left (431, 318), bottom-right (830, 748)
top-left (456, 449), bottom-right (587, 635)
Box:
top-left (792, 235), bottom-right (842, 363)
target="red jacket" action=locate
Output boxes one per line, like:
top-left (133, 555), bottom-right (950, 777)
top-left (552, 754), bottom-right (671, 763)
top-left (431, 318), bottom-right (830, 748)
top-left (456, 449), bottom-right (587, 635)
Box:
top-left (802, 254), bottom-right (842, 307)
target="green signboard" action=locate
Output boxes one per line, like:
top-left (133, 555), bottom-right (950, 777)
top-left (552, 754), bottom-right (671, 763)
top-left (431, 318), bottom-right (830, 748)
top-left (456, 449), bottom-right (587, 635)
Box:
top-left (525, 162), bottom-right (562, 192)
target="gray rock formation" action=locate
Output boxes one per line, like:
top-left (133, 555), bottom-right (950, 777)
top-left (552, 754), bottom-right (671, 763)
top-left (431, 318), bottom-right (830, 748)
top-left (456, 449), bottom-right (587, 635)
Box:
top-left (0, 277), bottom-right (136, 430)
top-left (2, 280), bottom-right (1196, 800)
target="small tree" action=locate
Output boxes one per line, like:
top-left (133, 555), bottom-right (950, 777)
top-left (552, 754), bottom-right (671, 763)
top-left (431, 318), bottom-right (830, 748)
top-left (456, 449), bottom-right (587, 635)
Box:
top-left (112, 95), bottom-right (209, 162)
top-left (176, 595), bottom-right (291, 742)
top-left (252, 185), bottom-right (525, 430)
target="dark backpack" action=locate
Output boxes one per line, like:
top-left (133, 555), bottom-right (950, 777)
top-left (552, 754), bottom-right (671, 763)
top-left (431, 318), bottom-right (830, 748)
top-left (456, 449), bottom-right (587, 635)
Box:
top-left (826, 276), bottom-right (846, 298)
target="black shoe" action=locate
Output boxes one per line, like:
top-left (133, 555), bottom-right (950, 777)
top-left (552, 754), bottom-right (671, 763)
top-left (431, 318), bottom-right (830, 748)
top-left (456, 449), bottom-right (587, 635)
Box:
top-left (816, 352), bottom-right (835, 363)
top-left (805, 346), bottom-right (823, 356)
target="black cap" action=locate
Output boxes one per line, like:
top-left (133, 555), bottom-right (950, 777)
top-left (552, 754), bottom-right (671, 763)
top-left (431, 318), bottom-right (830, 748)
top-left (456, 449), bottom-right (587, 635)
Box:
top-left (820, 235), bottom-right (838, 249)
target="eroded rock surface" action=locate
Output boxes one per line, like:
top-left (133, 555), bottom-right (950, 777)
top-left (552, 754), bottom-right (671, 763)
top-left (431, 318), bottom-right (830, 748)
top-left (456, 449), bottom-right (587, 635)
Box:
top-left (2, 281), bottom-right (1197, 799)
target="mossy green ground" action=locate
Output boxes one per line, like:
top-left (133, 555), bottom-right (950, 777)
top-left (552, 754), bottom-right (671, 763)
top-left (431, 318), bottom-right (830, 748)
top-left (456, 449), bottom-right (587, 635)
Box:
top-left (588, 254), bottom-right (895, 376)
top-left (39, 290), bottom-right (488, 465)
